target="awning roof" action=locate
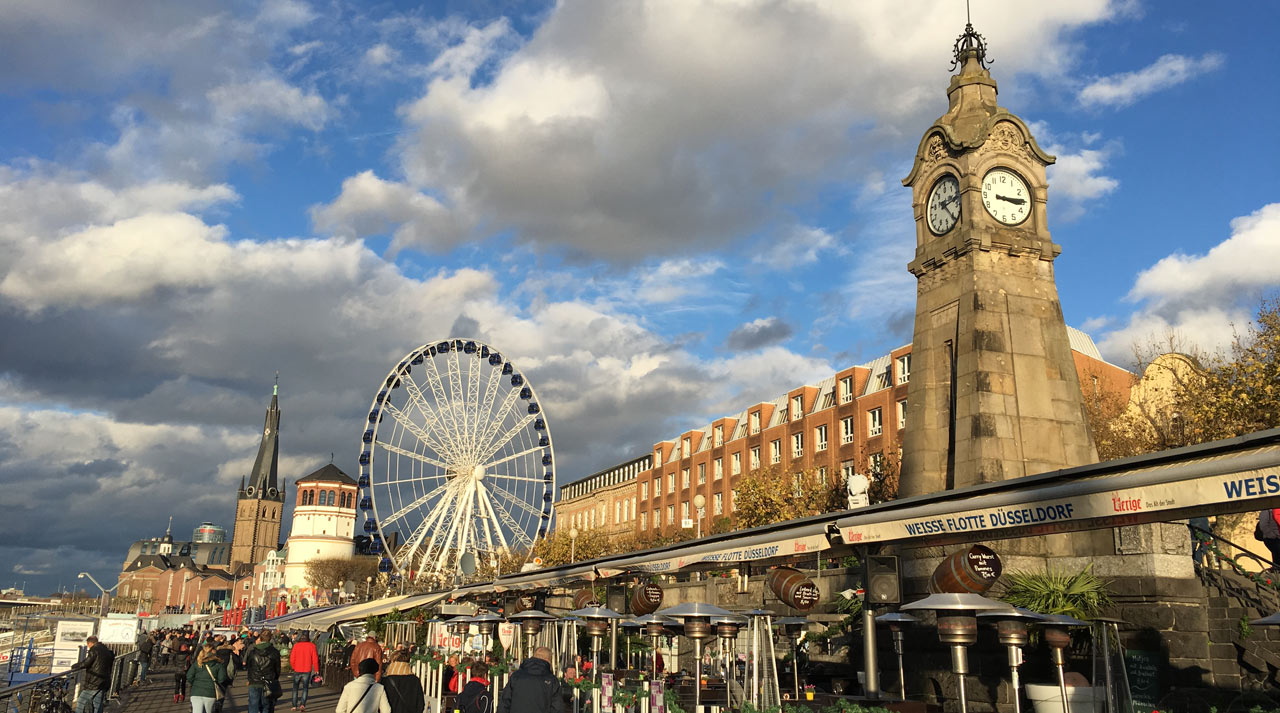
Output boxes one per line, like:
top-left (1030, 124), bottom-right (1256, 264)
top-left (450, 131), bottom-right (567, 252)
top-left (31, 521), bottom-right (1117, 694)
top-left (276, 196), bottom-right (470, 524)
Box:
top-left (601, 519), bottom-right (832, 574)
top-left (297, 595), bottom-right (418, 628)
top-left (250, 605), bottom-right (342, 629)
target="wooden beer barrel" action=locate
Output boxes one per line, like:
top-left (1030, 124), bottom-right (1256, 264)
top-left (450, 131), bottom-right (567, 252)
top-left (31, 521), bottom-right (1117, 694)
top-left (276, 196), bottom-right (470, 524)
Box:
top-left (766, 566), bottom-right (821, 611)
top-left (573, 588), bottom-right (601, 609)
top-left (928, 545), bottom-right (1003, 594)
top-left (630, 583), bottom-right (664, 615)
top-left (512, 594), bottom-right (535, 614)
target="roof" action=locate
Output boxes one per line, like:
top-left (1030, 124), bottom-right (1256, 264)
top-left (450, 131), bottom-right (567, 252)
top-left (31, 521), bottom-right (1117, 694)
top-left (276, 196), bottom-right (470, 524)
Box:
top-left (297, 463), bottom-right (357, 486)
top-left (1066, 325), bottom-right (1104, 361)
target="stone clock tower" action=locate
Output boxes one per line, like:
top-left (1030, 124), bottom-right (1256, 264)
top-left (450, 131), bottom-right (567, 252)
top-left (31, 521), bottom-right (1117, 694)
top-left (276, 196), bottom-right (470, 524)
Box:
top-left (898, 26), bottom-right (1098, 499)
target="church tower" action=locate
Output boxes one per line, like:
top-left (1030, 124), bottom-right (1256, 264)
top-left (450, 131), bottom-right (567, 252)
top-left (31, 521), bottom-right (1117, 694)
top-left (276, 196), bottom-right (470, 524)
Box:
top-left (898, 25), bottom-right (1098, 498)
top-left (230, 380), bottom-right (286, 571)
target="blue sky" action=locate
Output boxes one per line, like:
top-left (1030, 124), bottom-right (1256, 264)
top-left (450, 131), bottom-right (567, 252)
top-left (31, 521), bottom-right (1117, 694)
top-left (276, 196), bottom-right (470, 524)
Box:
top-left (0, 0), bottom-right (1277, 595)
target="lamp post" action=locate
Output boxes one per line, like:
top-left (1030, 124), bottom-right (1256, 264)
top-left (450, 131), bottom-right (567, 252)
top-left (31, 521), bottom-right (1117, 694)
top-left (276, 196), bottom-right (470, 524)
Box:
top-left (569, 528), bottom-right (579, 563)
top-left (978, 607), bottom-right (1045, 713)
top-left (365, 576), bottom-right (373, 601)
top-left (901, 592), bottom-right (1008, 713)
top-left (692, 494), bottom-right (705, 538)
top-left (77, 572), bottom-right (120, 618)
top-left (875, 612), bottom-right (918, 700)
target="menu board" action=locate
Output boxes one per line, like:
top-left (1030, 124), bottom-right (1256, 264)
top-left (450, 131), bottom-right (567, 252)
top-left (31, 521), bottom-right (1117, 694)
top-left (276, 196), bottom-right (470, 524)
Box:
top-left (1124, 649), bottom-right (1163, 713)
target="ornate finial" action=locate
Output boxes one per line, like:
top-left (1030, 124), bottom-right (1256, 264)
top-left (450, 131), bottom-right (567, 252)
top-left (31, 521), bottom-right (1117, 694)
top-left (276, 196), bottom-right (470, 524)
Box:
top-left (273, 371), bottom-right (279, 396)
top-left (950, 22), bottom-right (991, 71)
top-left (166, 515), bottom-right (173, 535)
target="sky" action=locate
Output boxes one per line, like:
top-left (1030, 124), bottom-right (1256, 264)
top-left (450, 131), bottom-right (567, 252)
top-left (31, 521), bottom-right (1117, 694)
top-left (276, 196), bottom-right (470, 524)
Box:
top-left (1, 0), bottom-right (1277, 596)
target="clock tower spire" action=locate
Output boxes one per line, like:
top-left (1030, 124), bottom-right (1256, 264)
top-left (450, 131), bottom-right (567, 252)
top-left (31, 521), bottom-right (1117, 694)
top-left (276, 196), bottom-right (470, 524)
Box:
top-left (897, 24), bottom-right (1098, 499)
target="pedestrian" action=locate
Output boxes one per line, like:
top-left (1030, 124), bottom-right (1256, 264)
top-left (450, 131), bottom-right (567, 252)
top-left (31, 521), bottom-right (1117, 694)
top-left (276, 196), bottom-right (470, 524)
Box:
top-left (175, 640), bottom-right (195, 703)
top-left (381, 652), bottom-right (423, 713)
top-left (289, 633), bottom-right (320, 712)
top-left (161, 634), bottom-right (177, 666)
top-left (348, 635), bottom-right (384, 682)
top-left (70, 636), bottom-right (115, 713)
top-left (1189, 516), bottom-right (1212, 568)
top-left (558, 666), bottom-right (579, 711)
top-left (136, 630), bottom-right (155, 684)
top-left (187, 643), bottom-right (232, 713)
top-left (245, 631), bottom-right (283, 713)
top-left (456, 662), bottom-right (492, 713)
top-left (213, 636), bottom-right (240, 713)
top-left (1257, 508), bottom-right (1280, 569)
top-left (496, 647), bottom-right (564, 713)
top-left (440, 654), bottom-right (459, 695)
top-left (335, 659), bottom-right (391, 713)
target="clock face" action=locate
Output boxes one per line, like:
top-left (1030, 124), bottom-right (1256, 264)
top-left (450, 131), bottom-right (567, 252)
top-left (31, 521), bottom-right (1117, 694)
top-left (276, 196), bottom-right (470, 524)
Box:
top-left (981, 168), bottom-right (1031, 225)
top-left (926, 174), bottom-right (961, 235)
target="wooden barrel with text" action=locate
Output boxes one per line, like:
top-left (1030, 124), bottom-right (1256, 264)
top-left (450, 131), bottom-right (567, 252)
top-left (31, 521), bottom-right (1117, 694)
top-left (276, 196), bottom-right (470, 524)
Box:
top-left (630, 583), bottom-right (664, 615)
top-left (573, 588), bottom-right (601, 609)
top-left (928, 544), bottom-right (1003, 594)
top-left (766, 566), bottom-right (821, 611)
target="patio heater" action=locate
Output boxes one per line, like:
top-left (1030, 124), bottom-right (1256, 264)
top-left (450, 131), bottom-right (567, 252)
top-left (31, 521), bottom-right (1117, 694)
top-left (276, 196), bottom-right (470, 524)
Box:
top-left (875, 612), bottom-right (918, 699)
top-left (978, 606), bottom-right (1045, 713)
top-left (568, 606), bottom-right (625, 680)
top-left (508, 609), bottom-right (558, 662)
top-left (901, 592), bottom-right (1007, 713)
top-left (741, 608), bottom-right (780, 708)
top-left (621, 618), bottom-right (640, 670)
top-left (713, 614), bottom-right (747, 706)
top-left (470, 611), bottom-right (504, 659)
top-left (776, 616), bottom-right (807, 701)
top-left (1037, 614), bottom-right (1089, 713)
top-left (659, 602), bottom-right (735, 713)
top-left (633, 613), bottom-right (676, 679)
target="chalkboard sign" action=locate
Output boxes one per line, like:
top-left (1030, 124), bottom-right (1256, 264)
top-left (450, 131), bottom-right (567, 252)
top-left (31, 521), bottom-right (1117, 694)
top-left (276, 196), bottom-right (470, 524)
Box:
top-left (1124, 649), bottom-right (1163, 713)
top-left (966, 546), bottom-right (1002, 581)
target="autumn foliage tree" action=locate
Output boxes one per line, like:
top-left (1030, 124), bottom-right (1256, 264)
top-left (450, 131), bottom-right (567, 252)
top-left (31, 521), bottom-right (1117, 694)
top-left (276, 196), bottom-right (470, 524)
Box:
top-left (304, 556), bottom-right (380, 590)
top-left (1179, 298), bottom-right (1280, 444)
top-left (734, 464), bottom-right (845, 528)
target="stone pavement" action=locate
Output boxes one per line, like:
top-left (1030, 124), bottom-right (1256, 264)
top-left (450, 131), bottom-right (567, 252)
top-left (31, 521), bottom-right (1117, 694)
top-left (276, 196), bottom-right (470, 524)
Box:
top-left (112, 663), bottom-right (340, 713)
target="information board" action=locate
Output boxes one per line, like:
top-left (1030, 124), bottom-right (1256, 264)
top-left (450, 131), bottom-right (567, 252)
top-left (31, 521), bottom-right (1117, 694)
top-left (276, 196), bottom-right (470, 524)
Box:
top-left (1124, 649), bottom-right (1163, 713)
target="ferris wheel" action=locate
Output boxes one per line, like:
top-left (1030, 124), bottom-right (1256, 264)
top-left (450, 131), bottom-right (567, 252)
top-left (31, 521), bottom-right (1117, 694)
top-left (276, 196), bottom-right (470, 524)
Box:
top-left (358, 338), bottom-right (556, 581)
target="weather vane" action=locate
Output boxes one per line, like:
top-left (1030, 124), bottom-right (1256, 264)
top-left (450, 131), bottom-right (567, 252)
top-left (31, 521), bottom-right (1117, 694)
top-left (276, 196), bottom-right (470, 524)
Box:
top-left (951, 0), bottom-right (991, 70)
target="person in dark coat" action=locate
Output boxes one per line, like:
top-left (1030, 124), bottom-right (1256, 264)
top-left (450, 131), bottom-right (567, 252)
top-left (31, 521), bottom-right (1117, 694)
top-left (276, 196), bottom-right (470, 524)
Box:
top-left (71, 636), bottom-right (115, 713)
top-left (381, 652), bottom-right (424, 713)
top-left (496, 647), bottom-right (563, 713)
top-left (1258, 508), bottom-right (1280, 568)
top-left (136, 631), bottom-right (155, 683)
top-left (245, 632), bottom-right (283, 713)
top-left (456, 662), bottom-right (492, 713)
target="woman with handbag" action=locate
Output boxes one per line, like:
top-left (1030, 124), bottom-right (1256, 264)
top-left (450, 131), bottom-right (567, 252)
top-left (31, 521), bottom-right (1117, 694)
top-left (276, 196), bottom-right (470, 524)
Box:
top-left (381, 652), bottom-right (423, 713)
top-left (288, 634), bottom-right (320, 712)
top-left (187, 643), bottom-right (231, 713)
top-left (336, 659), bottom-right (391, 713)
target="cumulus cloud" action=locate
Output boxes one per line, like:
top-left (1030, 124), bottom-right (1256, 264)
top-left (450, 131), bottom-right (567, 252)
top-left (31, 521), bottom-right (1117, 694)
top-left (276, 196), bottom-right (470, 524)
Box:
top-left (310, 171), bottom-right (461, 252)
top-left (314, 0), bottom-right (1120, 260)
top-left (725, 317), bottom-right (794, 351)
top-left (1079, 53), bottom-right (1225, 108)
top-left (1098, 203), bottom-right (1280, 359)
top-left (755, 226), bottom-right (838, 271)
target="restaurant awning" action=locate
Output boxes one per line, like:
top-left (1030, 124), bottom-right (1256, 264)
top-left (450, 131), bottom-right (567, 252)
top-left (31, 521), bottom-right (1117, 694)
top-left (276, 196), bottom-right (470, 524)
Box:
top-left (835, 429), bottom-right (1280, 548)
top-left (251, 605), bottom-right (342, 630)
top-left (601, 519), bottom-right (833, 574)
top-left (299, 595), bottom-right (417, 628)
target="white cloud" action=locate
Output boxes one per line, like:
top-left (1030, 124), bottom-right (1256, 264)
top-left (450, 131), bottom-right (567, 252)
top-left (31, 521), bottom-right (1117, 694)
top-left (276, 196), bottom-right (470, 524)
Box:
top-left (1098, 203), bottom-right (1280, 359)
top-left (632, 258), bottom-right (725, 304)
top-left (208, 78), bottom-right (330, 132)
top-left (1046, 147), bottom-right (1119, 220)
top-left (310, 171), bottom-right (461, 252)
top-left (1079, 53), bottom-right (1224, 108)
top-left (363, 43), bottom-right (397, 67)
top-left (755, 226), bottom-right (837, 270)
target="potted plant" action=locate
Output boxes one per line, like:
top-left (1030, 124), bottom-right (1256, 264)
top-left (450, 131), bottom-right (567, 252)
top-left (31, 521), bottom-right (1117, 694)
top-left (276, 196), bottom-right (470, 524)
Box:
top-left (998, 564), bottom-right (1113, 713)
top-left (804, 684), bottom-right (816, 701)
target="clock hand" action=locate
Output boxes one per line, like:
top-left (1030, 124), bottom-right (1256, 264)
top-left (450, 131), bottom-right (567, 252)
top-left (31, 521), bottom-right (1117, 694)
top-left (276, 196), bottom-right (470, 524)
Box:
top-left (996, 194), bottom-right (1026, 206)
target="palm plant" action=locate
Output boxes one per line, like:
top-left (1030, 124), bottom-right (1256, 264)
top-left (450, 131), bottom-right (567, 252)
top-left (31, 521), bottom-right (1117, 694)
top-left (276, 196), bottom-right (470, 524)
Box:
top-left (998, 564), bottom-right (1112, 619)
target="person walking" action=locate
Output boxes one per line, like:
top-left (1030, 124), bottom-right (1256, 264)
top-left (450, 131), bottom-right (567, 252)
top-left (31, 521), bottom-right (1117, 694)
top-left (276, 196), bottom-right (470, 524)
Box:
top-left (161, 634), bottom-right (177, 666)
top-left (289, 634), bottom-right (320, 712)
top-left (496, 647), bottom-right (564, 713)
top-left (335, 660), bottom-right (391, 713)
top-left (136, 631), bottom-right (155, 684)
top-left (245, 631), bottom-right (283, 713)
top-left (71, 636), bottom-right (115, 713)
top-left (187, 643), bottom-right (232, 713)
top-left (349, 635), bottom-right (384, 681)
top-left (381, 652), bottom-right (424, 713)
top-left (456, 662), bottom-right (492, 713)
top-left (1257, 508), bottom-right (1280, 569)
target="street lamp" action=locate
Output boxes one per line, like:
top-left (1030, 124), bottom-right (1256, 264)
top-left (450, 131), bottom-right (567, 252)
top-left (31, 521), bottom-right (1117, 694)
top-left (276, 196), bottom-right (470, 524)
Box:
top-left (569, 528), bottom-right (579, 562)
top-left (692, 494), bottom-right (706, 538)
top-left (365, 576), bottom-right (373, 601)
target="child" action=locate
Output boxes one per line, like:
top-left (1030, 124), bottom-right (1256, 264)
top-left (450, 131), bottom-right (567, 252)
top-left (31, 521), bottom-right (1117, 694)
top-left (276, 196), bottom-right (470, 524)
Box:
top-left (173, 640), bottom-right (194, 702)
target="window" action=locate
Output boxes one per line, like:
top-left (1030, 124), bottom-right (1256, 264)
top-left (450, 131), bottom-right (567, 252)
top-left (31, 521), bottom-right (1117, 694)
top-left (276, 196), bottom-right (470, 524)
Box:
top-left (632, 497), bottom-right (636, 519)
top-left (681, 501), bottom-right (690, 521)
top-left (668, 473), bottom-right (675, 494)
top-left (840, 376), bottom-right (854, 403)
top-left (667, 506), bottom-right (674, 524)
top-left (615, 502), bottom-right (621, 523)
top-left (653, 508), bottom-right (659, 526)
top-left (841, 459), bottom-right (857, 481)
top-left (815, 425), bottom-right (828, 451)
top-left (641, 512), bottom-right (647, 530)
top-left (714, 458), bottom-right (724, 480)
top-left (730, 489), bottom-right (737, 511)
top-left (897, 355), bottom-right (911, 384)
top-left (841, 416), bottom-right (855, 444)
top-left (750, 412), bottom-right (761, 434)
top-left (655, 449), bottom-right (663, 466)
top-left (818, 466), bottom-right (828, 479)
top-left (870, 452), bottom-right (885, 475)
top-left (683, 437), bottom-right (691, 455)
top-left (898, 399), bottom-right (908, 429)
top-left (682, 468), bottom-right (690, 489)
top-left (641, 481), bottom-right (648, 500)
top-left (713, 492), bottom-right (724, 515)
top-left (792, 395), bottom-right (804, 419)
top-left (868, 408), bottom-right (883, 437)
top-left (714, 425), bottom-right (724, 446)
top-left (590, 510), bottom-right (595, 528)
top-left (750, 446), bottom-right (761, 470)
top-left (698, 463), bottom-right (706, 484)
top-left (771, 439), bottom-right (782, 464)
top-left (731, 452), bottom-right (741, 475)
top-left (791, 432), bottom-right (804, 458)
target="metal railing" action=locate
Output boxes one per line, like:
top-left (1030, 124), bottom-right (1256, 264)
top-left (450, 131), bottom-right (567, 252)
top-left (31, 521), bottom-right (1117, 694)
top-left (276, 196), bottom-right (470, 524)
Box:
top-left (0, 669), bottom-right (80, 713)
top-left (1190, 524), bottom-right (1278, 587)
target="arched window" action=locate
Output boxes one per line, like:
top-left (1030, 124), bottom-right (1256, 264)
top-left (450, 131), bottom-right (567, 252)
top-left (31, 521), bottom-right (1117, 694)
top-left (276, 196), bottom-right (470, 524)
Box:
top-left (328, 490), bottom-right (336, 506)
top-left (318, 491), bottom-right (328, 506)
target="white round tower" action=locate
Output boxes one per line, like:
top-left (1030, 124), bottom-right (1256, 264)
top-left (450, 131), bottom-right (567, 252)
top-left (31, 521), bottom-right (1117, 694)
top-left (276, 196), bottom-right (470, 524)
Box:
top-left (283, 464), bottom-right (358, 590)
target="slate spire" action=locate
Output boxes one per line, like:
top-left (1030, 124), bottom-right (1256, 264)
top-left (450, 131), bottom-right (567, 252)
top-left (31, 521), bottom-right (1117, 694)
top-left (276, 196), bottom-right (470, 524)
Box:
top-left (244, 378), bottom-right (283, 501)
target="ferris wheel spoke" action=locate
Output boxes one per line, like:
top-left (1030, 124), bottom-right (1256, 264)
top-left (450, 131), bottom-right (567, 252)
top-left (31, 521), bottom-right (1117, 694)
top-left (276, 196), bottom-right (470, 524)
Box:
top-left (486, 474), bottom-right (552, 484)
top-left (486, 493), bottom-right (535, 549)
top-left (377, 441), bottom-right (453, 472)
top-left (417, 358), bottom-right (469, 457)
top-left (405, 484), bottom-right (463, 570)
top-left (475, 482), bottom-right (512, 552)
top-left (475, 360), bottom-right (506, 450)
top-left (446, 350), bottom-right (467, 453)
top-left (402, 370), bottom-right (467, 459)
top-left (396, 493), bottom-right (451, 570)
top-left (466, 353), bottom-right (484, 461)
top-left (478, 411), bottom-right (539, 463)
top-left (379, 472), bottom-right (450, 488)
top-left (489, 480), bottom-right (545, 520)
top-left (484, 444), bottom-right (543, 470)
top-left (475, 386), bottom-right (524, 456)
top-left (383, 401), bottom-right (453, 460)
top-left (381, 480), bottom-right (451, 526)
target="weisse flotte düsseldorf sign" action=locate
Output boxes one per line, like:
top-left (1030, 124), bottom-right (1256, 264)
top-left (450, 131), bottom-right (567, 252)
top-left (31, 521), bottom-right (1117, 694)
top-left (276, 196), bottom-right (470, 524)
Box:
top-left (838, 447), bottom-right (1280, 547)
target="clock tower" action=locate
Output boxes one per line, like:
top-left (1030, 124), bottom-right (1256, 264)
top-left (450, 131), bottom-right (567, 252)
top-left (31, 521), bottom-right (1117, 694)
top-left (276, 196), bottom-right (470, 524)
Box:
top-left (898, 25), bottom-right (1098, 499)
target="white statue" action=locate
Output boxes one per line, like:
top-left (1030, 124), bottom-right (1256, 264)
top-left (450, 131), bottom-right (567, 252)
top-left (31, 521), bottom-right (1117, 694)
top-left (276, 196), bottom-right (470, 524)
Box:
top-left (847, 471), bottom-right (870, 509)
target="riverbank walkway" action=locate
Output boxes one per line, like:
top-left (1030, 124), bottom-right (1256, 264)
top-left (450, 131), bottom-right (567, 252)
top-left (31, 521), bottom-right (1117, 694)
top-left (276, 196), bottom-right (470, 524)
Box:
top-left (113, 662), bottom-right (340, 713)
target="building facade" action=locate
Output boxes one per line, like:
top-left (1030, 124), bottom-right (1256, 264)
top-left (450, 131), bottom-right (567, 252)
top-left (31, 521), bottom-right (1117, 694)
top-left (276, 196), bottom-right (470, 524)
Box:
top-left (231, 383), bottom-right (286, 571)
top-left (283, 464), bottom-right (359, 589)
top-left (553, 455), bottom-right (651, 538)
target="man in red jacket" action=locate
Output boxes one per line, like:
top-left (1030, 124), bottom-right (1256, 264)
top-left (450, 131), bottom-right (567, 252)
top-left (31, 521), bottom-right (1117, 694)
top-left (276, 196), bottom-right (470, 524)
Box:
top-left (349, 635), bottom-right (384, 681)
top-left (290, 633), bottom-right (321, 711)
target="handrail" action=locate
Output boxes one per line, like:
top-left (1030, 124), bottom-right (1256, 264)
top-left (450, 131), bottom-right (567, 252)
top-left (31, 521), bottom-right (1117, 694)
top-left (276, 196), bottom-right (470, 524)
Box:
top-left (1190, 524), bottom-right (1279, 588)
top-left (0, 668), bottom-right (82, 713)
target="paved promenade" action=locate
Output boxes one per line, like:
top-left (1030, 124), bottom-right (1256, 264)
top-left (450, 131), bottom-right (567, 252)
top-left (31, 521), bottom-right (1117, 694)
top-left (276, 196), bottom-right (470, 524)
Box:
top-left (113, 663), bottom-right (340, 713)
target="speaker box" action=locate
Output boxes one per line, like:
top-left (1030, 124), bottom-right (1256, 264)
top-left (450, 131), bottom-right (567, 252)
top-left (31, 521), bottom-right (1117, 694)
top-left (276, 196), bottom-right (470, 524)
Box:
top-left (864, 554), bottom-right (901, 605)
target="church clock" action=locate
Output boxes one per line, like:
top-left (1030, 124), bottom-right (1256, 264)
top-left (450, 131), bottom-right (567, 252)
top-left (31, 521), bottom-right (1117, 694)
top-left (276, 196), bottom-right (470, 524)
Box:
top-left (980, 167), bottom-right (1030, 225)
top-left (926, 174), bottom-right (961, 234)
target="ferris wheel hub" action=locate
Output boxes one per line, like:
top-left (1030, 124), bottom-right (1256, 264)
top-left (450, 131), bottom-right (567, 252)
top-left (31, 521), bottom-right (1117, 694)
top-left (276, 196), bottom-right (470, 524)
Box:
top-left (472, 464), bottom-right (485, 480)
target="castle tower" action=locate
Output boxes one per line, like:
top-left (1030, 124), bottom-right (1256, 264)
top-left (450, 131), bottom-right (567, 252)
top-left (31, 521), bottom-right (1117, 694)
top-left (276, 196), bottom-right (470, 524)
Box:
top-left (230, 381), bottom-right (286, 570)
top-left (282, 464), bottom-right (358, 590)
top-left (898, 25), bottom-right (1098, 500)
